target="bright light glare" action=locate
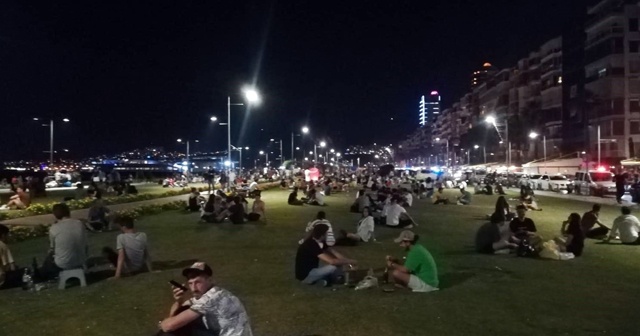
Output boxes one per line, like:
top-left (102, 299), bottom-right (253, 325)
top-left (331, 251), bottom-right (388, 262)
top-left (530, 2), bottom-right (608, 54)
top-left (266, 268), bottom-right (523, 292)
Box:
top-left (309, 151), bottom-right (313, 155)
top-left (245, 147), bottom-right (249, 150)
top-left (485, 116), bottom-right (496, 125)
top-left (210, 116), bottom-right (217, 121)
top-left (224, 161), bottom-right (231, 166)
top-left (296, 147), bottom-right (300, 150)
top-left (597, 166), bottom-right (606, 172)
top-left (330, 149), bottom-right (335, 153)
top-left (304, 157), bottom-right (308, 161)
top-left (375, 155), bottom-right (380, 158)
top-left (242, 87), bottom-right (260, 104)
top-left (474, 145), bottom-right (480, 149)
top-left (62, 118), bottom-right (70, 122)
top-left (302, 126), bottom-right (309, 134)
top-left (336, 153), bottom-right (341, 157)
top-left (320, 141), bottom-right (326, 147)
top-left (529, 132), bottom-right (539, 139)
top-left (435, 137), bottom-right (441, 141)
top-left (259, 151), bottom-right (264, 155)
top-left (177, 139), bottom-right (182, 142)
top-left (33, 117), bottom-right (39, 121)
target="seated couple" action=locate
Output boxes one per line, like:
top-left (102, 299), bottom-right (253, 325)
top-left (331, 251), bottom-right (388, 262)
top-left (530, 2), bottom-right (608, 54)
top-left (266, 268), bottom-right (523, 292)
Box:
top-left (476, 205), bottom-right (540, 255)
top-left (385, 230), bottom-right (439, 293)
top-left (0, 187), bottom-right (31, 210)
top-left (304, 188), bottom-right (325, 206)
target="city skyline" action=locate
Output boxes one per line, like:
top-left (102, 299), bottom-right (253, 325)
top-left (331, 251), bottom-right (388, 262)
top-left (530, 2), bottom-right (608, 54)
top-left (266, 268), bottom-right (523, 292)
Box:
top-left (1, 1), bottom-right (589, 161)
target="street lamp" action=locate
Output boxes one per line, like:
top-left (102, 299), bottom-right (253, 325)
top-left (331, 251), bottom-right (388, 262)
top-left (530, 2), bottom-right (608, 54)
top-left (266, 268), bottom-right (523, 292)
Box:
top-left (474, 145), bottom-right (487, 164)
top-left (435, 137), bottom-right (449, 168)
top-left (177, 139), bottom-right (198, 174)
top-left (485, 115), bottom-right (510, 166)
top-left (314, 141), bottom-right (326, 162)
top-left (259, 150), bottom-right (269, 167)
top-left (529, 131), bottom-right (547, 164)
top-left (270, 138), bottom-right (283, 165)
top-left (227, 86), bottom-right (260, 173)
top-left (231, 145), bottom-right (249, 170)
top-left (292, 126), bottom-right (310, 161)
top-left (33, 117), bottom-right (70, 164)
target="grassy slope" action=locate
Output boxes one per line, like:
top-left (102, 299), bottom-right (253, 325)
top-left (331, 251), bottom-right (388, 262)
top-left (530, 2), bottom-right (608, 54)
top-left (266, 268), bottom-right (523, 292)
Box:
top-left (0, 188), bottom-right (639, 336)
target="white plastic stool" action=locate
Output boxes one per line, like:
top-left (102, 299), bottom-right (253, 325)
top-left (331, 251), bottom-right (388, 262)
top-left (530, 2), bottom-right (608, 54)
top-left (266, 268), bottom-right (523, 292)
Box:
top-left (58, 268), bottom-right (87, 289)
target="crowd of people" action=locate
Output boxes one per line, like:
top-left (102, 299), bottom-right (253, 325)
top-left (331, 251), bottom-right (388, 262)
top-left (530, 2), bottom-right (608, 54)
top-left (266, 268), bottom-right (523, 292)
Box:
top-left (4, 165), bottom-right (640, 336)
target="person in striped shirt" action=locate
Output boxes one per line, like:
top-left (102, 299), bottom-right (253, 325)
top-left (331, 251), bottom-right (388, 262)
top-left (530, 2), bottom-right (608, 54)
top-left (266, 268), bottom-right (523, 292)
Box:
top-left (299, 211), bottom-right (335, 246)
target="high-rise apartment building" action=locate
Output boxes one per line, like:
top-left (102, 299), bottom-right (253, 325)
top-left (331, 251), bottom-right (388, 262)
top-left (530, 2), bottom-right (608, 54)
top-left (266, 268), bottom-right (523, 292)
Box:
top-left (472, 62), bottom-right (498, 89)
top-left (418, 91), bottom-right (441, 127)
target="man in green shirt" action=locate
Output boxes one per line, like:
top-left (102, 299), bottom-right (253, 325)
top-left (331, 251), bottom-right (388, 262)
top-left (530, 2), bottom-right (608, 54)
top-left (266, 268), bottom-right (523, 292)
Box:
top-left (386, 230), bottom-right (439, 292)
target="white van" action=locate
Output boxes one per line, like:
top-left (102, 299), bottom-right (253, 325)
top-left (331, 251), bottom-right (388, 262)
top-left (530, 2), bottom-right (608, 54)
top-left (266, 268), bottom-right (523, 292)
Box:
top-left (574, 170), bottom-right (615, 196)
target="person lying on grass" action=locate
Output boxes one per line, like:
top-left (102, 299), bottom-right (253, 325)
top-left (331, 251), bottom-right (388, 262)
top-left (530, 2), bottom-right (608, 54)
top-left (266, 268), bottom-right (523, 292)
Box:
top-left (295, 224), bottom-right (357, 287)
top-left (102, 215), bottom-right (152, 280)
top-left (158, 261), bottom-right (253, 336)
top-left (385, 230), bottom-right (439, 293)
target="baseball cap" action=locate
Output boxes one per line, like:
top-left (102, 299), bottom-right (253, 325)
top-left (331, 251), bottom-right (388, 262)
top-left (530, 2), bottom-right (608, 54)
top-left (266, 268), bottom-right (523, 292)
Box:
top-left (182, 261), bottom-right (213, 278)
top-left (393, 230), bottom-right (416, 243)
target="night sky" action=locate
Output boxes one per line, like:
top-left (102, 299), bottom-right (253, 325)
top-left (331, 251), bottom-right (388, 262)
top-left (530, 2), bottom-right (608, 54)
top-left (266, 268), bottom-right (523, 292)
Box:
top-left (1, 1), bottom-right (592, 161)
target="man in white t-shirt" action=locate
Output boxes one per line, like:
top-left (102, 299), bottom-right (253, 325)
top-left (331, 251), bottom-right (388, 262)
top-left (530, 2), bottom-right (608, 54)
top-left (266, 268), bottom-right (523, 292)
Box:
top-left (103, 216), bottom-right (152, 279)
top-left (383, 197), bottom-right (414, 229)
top-left (39, 203), bottom-right (88, 280)
top-left (605, 206), bottom-right (640, 245)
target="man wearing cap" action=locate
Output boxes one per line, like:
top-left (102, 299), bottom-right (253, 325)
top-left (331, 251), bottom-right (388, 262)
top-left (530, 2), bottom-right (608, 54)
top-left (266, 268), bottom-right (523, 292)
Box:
top-left (159, 261), bottom-right (253, 336)
top-left (386, 230), bottom-right (439, 293)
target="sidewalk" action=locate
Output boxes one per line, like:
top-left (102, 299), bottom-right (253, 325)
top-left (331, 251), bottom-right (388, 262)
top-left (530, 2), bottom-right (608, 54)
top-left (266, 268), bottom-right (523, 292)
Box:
top-left (0, 193), bottom-right (195, 227)
top-left (509, 188), bottom-right (636, 207)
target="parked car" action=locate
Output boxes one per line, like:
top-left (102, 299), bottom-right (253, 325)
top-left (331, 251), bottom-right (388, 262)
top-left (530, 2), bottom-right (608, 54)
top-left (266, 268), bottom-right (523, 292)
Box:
top-left (574, 170), bottom-right (615, 196)
top-left (527, 174), bottom-right (542, 189)
top-left (537, 174), bottom-right (570, 191)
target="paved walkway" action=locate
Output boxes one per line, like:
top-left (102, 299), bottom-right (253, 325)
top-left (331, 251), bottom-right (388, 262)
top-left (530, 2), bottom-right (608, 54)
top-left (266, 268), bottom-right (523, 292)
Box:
top-left (0, 193), bottom-right (197, 227)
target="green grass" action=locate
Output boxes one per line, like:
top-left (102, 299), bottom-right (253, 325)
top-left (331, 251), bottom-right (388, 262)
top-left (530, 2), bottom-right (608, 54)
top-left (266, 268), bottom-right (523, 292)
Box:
top-left (1, 188), bottom-right (639, 336)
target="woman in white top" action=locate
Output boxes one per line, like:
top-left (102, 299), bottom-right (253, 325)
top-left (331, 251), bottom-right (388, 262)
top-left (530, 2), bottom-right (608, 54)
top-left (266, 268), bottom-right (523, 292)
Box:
top-left (338, 207), bottom-right (376, 245)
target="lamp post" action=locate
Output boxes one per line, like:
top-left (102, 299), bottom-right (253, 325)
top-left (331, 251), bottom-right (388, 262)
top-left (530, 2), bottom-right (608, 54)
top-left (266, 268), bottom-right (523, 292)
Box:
top-left (486, 116), bottom-right (510, 166)
top-left (177, 139), bottom-right (198, 174)
top-left (529, 131), bottom-right (547, 164)
top-left (231, 145), bottom-right (249, 171)
top-left (227, 87), bottom-right (260, 173)
top-left (435, 137), bottom-right (449, 168)
top-left (314, 141), bottom-right (326, 162)
top-left (33, 117), bottom-right (70, 164)
top-left (474, 144), bottom-right (486, 164)
top-left (259, 150), bottom-right (269, 167)
top-left (292, 126), bottom-right (309, 161)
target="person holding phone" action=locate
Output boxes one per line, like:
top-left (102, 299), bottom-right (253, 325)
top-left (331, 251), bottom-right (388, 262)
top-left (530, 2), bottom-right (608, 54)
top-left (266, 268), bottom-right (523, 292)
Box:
top-left (158, 261), bottom-right (253, 336)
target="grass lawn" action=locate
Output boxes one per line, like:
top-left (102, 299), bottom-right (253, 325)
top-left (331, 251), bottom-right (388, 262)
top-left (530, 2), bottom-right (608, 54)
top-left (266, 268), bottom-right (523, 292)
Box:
top-left (1, 188), bottom-right (639, 336)
top-left (0, 183), bottom-right (209, 206)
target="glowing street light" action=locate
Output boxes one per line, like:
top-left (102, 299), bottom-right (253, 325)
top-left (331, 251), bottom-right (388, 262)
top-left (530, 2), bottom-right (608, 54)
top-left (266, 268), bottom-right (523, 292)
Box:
top-left (320, 141), bottom-right (326, 147)
top-left (210, 116), bottom-right (218, 122)
top-left (302, 126), bottom-right (309, 134)
top-left (529, 132), bottom-right (539, 139)
top-left (529, 131), bottom-right (546, 163)
top-left (227, 86), bottom-right (260, 174)
top-left (242, 87), bottom-right (261, 104)
top-left (33, 117), bottom-right (71, 164)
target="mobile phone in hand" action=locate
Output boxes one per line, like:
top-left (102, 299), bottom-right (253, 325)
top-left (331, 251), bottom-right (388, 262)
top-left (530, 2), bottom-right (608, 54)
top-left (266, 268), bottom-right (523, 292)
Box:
top-left (169, 280), bottom-right (188, 292)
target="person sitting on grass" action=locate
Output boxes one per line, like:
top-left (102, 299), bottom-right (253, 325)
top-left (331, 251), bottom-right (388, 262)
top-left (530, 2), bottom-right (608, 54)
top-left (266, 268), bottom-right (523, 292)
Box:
top-left (483, 183), bottom-right (493, 195)
top-left (509, 205), bottom-right (538, 241)
top-left (0, 224), bottom-right (22, 289)
top-left (186, 188), bottom-right (202, 212)
top-left (604, 206), bottom-right (640, 245)
top-left (248, 179), bottom-right (259, 198)
top-left (288, 187), bottom-right (304, 206)
top-left (295, 224), bottom-right (357, 287)
top-left (38, 203), bottom-right (88, 281)
top-left (385, 230), bottom-right (439, 293)
top-left (102, 215), bottom-right (152, 279)
top-left (307, 188), bottom-right (325, 206)
top-left (382, 196), bottom-right (415, 229)
top-left (247, 192), bottom-right (266, 222)
top-left (521, 189), bottom-right (542, 211)
top-left (475, 213), bottom-right (519, 255)
top-left (86, 196), bottom-right (111, 232)
top-left (0, 187), bottom-right (31, 210)
top-left (337, 206), bottom-right (376, 245)
top-left (581, 204), bottom-right (610, 239)
top-left (300, 211), bottom-right (335, 246)
top-left (158, 261), bottom-right (252, 336)
top-left (201, 195), bottom-right (222, 223)
top-left (495, 183), bottom-right (506, 195)
top-left (488, 196), bottom-right (514, 220)
top-left (401, 188), bottom-right (414, 207)
top-left (225, 196), bottom-right (246, 224)
top-left (432, 187), bottom-right (449, 205)
top-left (74, 182), bottom-right (86, 200)
top-left (456, 187), bottom-right (472, 205)
top-left (556, 213), bottom-right (585, 257)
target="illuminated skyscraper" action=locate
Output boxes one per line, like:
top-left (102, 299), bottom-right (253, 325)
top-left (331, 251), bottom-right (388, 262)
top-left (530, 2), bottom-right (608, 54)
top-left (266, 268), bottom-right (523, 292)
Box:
top-left (471, 62), bottom-right (497, 89)
top-left (418, 91), bottom-right (441, 127)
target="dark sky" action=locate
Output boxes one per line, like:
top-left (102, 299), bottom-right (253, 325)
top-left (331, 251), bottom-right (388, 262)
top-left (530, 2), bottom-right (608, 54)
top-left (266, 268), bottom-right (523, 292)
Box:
top-left (1, 0), bottom-right (592, 161)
